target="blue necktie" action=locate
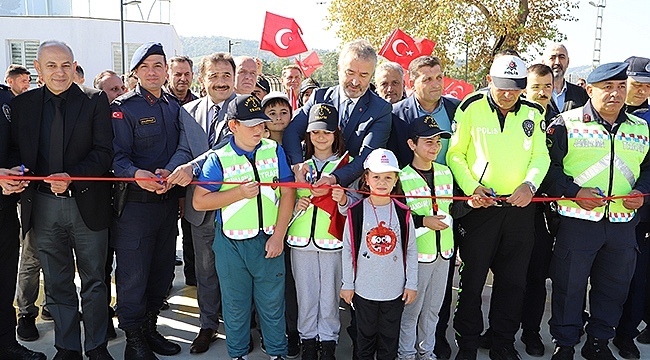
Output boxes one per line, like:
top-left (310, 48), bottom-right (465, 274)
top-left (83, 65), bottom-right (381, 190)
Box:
top-left (340, 99), bottom-right (353, 130)
top-left (208, 104), bottom-right (220, 146)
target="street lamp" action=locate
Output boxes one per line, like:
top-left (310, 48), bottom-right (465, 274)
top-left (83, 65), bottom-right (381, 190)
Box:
top-left (589, 0), bottom-right (606, 68)
top-left (228, 40), bottom-right (241, 54)
top-left (120, 0), bottom-right (141, 76)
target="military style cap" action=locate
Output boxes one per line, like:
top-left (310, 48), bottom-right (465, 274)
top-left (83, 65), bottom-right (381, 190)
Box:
top-left (256, 76), bottom-right (271, 94)
top-left (408, 115), bottom-right (452, 140)
top-left (489, 55), bottom-right (527, 90)
top-left (300, 78), bottom-right (320, 94)
top-left (261, 91), bottom-right (290, 108)
top-left (130, 42), bottom-right (166, 72)
top-left (307, 103), bottom-right (339, 132)
top-left (625, 56), bottom-right (650, 83)
top-left (226, 94), bottom-right (271, 126)
top-left (587, 62), bottom-right (628, 84)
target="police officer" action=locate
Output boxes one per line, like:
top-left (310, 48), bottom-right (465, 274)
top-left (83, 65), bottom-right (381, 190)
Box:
top-left (544, 63), bottom-right (650, 360)
top-left (111, 42), bottom-right (191, 359)
top-left (0, 84), bottom-right (46, 360)
top-left (612, 57), bottom-right (650, 360)
top-left (446, 55), bottom-right (550, 360)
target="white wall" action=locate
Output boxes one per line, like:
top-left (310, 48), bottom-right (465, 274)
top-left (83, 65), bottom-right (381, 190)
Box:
top-left (0, 16), bottom-right (182, 83)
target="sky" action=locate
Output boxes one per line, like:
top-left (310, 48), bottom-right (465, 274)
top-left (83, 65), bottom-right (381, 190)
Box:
top-left (167, 0), bottom-right (649, 68)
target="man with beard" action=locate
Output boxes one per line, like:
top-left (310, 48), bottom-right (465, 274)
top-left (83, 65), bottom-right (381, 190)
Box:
top-left (541, 44), bottom-right (588, 112)
top-left (166, 52), bottom-right (237, 353)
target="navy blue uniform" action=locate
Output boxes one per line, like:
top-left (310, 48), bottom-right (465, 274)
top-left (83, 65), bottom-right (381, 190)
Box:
top-left (110, 84), bottom-right (190, 330)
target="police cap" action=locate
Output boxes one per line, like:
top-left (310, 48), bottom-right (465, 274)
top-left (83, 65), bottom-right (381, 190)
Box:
top-left (307, 103), bottom-right (338, 132)
top-left (586, 62), bottom-right (628, 84)
top-left (256, 76), bottom-right (271, 94)
top-left (226, 94), bottom-right (271, 126)
top-left (624, 56), bottom-right (650, 83)
top-left (408, 115), bottom-right (452, 140)
top-left (130, 42), bottom-right (166, 72)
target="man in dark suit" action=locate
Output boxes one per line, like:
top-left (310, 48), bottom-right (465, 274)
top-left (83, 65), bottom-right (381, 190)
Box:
top-left (7, 40), bottom-right (114, 360)
top-left (389, 56), bottom-right (460, 168)
top-left (283, 39), bottom-right (392, 187)
top-left (0, 84), bottom-right (46, 360)
top-left (167, 52), bottom-right (237, 354)
top-left (541, 44), bottom-right (589, 112)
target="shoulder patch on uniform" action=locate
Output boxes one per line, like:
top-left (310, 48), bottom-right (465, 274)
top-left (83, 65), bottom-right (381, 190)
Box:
top-left (548, 114), bottom-right (565, 128)
top-left (459, 92), bottom-right (485, 112)
top-left (112, 111), bottom-right (123, 120)
top-left (2, 103), bottom-right (10, 122)
top-left (520, 98), bottom-right (545, 115)
top-left (0, 84), bottom-right (10, 91)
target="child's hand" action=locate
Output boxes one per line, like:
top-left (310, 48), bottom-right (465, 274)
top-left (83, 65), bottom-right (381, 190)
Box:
top-left (423, 215), bottom-right (449, 230)
top-left (402, 289), bottom-right (417, 305)
top-left (264, 233), bottom-right (284, 259)
top-left (295, 197), bottom-right (312, 212)
top-left (238, 181), bottom-right (260, 199)
top-left (340, 289), bottom-right (354, 305)
top-left (331, 185), bottom-right (348, 206)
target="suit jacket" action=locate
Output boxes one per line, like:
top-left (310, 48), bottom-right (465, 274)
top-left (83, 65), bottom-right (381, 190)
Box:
top-left (561, 81), bottom-right (589, 112)
top-left (389, 95), bottom-right (460, 167)
top-left (9, 84), bottom-right (114, 233)
top-left (283, 85), bottom-right (392, 186)
top-left (176, 93), bottom-right (236, 226)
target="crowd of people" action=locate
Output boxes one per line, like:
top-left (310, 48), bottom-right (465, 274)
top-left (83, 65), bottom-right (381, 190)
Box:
top-left (0, 37), bottom-right (649, 360)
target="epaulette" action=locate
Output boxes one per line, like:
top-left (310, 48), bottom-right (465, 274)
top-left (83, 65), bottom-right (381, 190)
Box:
top-left (0, 84), bottom-right (10, 92)
top-left (520, 98), bottom-right (545, 115)
top-left (112, 90), bottom-right (137, 106)
top-left (634, 108), bottom-right (650, 116)
top-left (459, 92), bottom-right (485, 111)
top-left (548, 114), bottom-right (565, 127)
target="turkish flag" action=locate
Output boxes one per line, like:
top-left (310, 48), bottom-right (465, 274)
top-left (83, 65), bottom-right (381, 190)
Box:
top-left (414, 37), bottom-right (436, 56)
top-left (295, 51), bottom-right (323, 77)
top-left (379, 28), bottom-right (421, 69)
top-left (442, 77), bottom-right (475, 100)
top-left (260, 12), bottom-right (308, 58)
top-left (310, 153), bottom-right (350, 241)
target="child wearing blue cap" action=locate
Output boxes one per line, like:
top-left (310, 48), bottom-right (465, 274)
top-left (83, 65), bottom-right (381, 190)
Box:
top-left (193, 94), bottom-right (296, 360)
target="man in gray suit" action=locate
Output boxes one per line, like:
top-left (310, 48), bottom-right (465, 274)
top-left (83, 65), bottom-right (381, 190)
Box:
top-left (167, 52), bottom-right (236, 354)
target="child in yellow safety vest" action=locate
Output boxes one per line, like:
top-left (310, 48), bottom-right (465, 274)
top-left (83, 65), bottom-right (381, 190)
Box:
top-left (286, 103), bottom-right (351, 360)
top-left (397, 115), bottom-right (479, 360)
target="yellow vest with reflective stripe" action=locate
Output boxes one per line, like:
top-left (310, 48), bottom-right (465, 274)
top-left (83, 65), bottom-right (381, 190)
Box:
top-left (557, 108), bottom-right (649, 222)
top-left (286, 156), bottom-right (352, 250)
top-left (217, 139), bottom-right (281, 239)
top-left (400, 163), bottom-right (455, 262)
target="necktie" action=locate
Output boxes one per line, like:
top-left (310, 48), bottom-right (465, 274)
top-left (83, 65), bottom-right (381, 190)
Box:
top-left (50, 96), bottom-right (64, 173)
top-left (208, 104), bottom-right (220, 147)
top-left (340, 99), bottom-right (353, 129)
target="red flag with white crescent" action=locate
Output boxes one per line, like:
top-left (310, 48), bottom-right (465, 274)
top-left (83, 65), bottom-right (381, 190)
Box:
top-left (295, 51), bottom-right (323, 77)
top-left (260, 12), bottom-right (308, 58)
top-left (379, 28), bottom-right (420, 69)
top-left (442, 77), bottom-right (475, 100)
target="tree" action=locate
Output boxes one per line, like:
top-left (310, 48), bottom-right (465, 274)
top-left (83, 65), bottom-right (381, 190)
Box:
top-left (327, 0), bottom-right (577, 84)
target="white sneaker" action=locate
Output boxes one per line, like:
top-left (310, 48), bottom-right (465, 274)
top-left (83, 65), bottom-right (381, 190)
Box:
top-left (417, 352), bottom-right (437, 360)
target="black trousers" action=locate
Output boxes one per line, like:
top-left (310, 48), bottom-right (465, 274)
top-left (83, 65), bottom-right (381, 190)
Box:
top-left (454, 205), bottom-right (535, 350)
top-left (180, 217), bottom-right (195, 283)
top-left (521, 206), bottom-right (554, 332)
top-left (354, 294), bottom-right (404, 360)
top-left (0, 204), bottom-right (20, 346)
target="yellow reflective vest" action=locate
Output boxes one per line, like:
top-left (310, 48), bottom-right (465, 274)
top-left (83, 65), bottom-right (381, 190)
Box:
top-left (557, 108), bottom-right (649, 222)
top-left (217, 139), bottom-right (281, 239)
top-left (400, 163), bottom-right (455, 262)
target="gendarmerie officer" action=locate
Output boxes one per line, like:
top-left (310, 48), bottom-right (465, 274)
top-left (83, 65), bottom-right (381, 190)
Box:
top-left (110, 42), bottom-right (191, 360)
top-left (446, 55), bottom-right (550, 360)
top-left (544, 63), bottom-right (650, 360)
top-left (0, 84), bottom-right (46, 360)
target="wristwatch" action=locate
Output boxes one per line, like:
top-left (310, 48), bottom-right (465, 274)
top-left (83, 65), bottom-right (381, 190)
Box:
top-left (523, 181), bottom-right (537, 195)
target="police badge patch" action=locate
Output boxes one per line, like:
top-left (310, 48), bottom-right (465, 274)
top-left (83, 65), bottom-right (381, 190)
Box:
top-left (540, 120), bottom-right (547, 132)
top-left (2, 104), bottom-right (10, 122)
top-left (522, 119), bottom-right (534, 137)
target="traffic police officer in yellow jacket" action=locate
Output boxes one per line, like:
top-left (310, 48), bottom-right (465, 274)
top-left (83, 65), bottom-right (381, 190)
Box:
top-left (447, 55), bottom-right (550, 360)
top-left (543, 63), bottom-right (650, 360)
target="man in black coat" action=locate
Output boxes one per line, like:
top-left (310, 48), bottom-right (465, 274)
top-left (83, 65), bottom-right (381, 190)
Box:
top-left (7, 40), bottom-right (114, 360)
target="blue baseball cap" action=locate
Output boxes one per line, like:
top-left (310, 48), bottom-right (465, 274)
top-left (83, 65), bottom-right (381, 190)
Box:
top-left (130, 42), bottom-right (166, 72)
top-left (587, 62), bottom-right (628, 84)
top-left (307, 104), bottom-right (339, 132)
top-left (226, 94), bottom-right (271, 126)
top-left (408, 115), bottom-right (452, 139)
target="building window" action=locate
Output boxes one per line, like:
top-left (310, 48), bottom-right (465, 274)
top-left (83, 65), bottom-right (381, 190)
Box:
top-left (8, 40), bottom-right (39, 84)
top-left (112, 42), bottom-right (143, 76)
